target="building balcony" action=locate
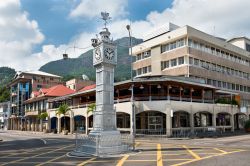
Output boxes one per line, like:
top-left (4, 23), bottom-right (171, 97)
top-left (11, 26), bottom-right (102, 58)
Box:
top-left (11, 92), bottom-right (17, 96)
top-left (11, 103), bottom-right (17, 107)
top-left (25, 110), bottom-right (39, 116)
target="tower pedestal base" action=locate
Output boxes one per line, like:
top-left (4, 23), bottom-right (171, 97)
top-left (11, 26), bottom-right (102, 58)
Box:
top-left (72, 130), bottom-right (132, 157)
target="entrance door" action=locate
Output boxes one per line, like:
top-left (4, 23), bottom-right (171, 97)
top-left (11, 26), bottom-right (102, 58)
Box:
top-left (148, 116), bottom-right (163, 130)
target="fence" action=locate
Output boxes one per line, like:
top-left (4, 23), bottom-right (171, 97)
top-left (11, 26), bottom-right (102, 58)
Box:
top-left (171, 126), bottom-right (234, 138)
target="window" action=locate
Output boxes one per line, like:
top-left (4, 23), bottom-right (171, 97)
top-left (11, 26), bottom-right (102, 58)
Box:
top-left (223, 82), bottom-right (227, 88)
top-left (178, 57), bottom-right (184, 65)
top-left (136, 54), bottom-right (142, 61)
top-left (240, 85), bottom-right (243, 91)
top-left (246, 43), bottom-right (250, 52)
top-left (171, 59), bottom-right (177, 67)
top-left (37, 85), bottom-right (42, 89)
top-left (143, 51), bottom-right (151, 58)
top-left (170, 42), bottom-right (176, 50)
top-left (143, 67), bottom-right (147, 74)
top-left (207, 79), bottom-right (212, 85)
top-left (179, 39), bottom-right (185, 47)
top-left (194, 58), bottom-right (199, 66)
top-left (161, 61), bottom-right (169, 70)
top-left (212, 80), bottom-right (217, 86)
top-left (188, 39), bottom-right (193, 47)
top-left (232, 84), bottom-right (235, 90)
top-left (236, 84), bottom-right (239, 91)
top-left (137, 68), bottom-right (142, 75)
top-left (148, 66), bottom-right (151, 72)
top-left (218, 81), bottom-right (222, 87)
top-left (189, 57), bottom-right (193, 65)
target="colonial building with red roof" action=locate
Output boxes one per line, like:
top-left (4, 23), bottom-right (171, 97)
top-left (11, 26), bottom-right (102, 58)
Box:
top-left (23, 85), bottom-right (74, 132)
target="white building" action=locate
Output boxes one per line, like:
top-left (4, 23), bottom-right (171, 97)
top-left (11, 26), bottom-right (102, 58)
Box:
top-left (0, 102), bottom-right (10, 130)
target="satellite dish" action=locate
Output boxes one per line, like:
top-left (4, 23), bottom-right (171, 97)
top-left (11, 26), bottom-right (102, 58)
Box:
top-left (82, 74), bottom-right (89, 80)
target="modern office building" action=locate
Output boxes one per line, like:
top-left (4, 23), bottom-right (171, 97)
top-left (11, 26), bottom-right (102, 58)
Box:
top-left (9, 71), bottom-right (61, 130)
top-left (0, 102), bottom-right (10, 130)
top-left (132, 23), bottom-right (250, 111)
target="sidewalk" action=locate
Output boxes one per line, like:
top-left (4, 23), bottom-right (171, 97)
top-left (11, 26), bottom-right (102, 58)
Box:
top-left (2, 130), bottom-right (76, 139)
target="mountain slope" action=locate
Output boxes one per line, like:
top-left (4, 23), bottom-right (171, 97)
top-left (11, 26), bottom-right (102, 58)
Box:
top-left (40, 37), bottom-right (143, 81)
top-left (0, 67), bottom-right (16, 102)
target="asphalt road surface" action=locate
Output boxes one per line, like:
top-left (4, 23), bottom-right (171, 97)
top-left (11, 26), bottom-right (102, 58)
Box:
top-left (0, 131), bottom-right (250, 166)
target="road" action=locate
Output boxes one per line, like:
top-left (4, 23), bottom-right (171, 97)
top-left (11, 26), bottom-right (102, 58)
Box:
top-left (0, 131), bottom-right (250, 166)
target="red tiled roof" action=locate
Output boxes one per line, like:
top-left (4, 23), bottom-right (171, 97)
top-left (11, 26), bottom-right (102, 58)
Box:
top-left (40, 88), bottom-right (50, 94)
top-left (79, 84), bottom-right (96, 92)
top-left (32, 91), bottom-right (40, 97)
top-left (44, 85), bottom-right (75, 97)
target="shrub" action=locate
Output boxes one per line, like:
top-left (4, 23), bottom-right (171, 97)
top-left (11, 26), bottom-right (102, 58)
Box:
top-left (244, 120), bottom-right (250, 129)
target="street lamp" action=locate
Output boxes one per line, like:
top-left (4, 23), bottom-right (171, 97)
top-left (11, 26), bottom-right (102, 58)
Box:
top-left (126, 24), bottom-right (136, 151)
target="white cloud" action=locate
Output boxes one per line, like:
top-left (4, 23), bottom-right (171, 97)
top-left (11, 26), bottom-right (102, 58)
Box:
top-left (0, 0), bottom-right (44, 70)
top-left (145, 0), bottom-right (250, 38)
top-left (25, 33), bottom-right (94, 70)
top-left (69, 0), bottom-right (128, 19)
top-left (3, 0), bottom-right (250, 71)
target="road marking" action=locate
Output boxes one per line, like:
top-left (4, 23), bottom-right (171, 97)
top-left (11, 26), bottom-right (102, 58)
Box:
top-left (1, 145), bottom-right (73, 165)
top-left (40, 139), bottom-right (47, 144)
top-left (35, 154), bottom-right (66, 166)
top-left (157, 144), bottom-right (163, 166)
top-left (116, 155), bottom-right (129, 166)
top-left (126, 160), bottom-right (156, 162)
top-left (183, 145), bottom-right (201, 160)
top-left (214, 148), bottom-right (227, 154)
top-left (77, 157), bottom-right (96, 166)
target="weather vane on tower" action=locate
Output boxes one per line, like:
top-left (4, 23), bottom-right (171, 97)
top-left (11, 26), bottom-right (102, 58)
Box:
top-left (101, 12), bottom-right (111, 28)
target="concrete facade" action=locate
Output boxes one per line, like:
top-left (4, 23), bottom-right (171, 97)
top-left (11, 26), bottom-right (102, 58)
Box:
top-left (132, 25), bottom-right (250, 109)
top-left (9, 71), bottom-right (61, 130)
top-left (0, 102), bottom-right (10, 130)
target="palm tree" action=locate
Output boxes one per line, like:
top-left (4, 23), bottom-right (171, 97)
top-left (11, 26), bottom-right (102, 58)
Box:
top-left (37, 112), bottom-right (48, 132)
top-left (86, 103), bottom-right (96, 134)
top-left (56, 104), bottom-right (70, 132)
top-left (87, 103), bottom-right (96, 115)
top-left (38, 112), bottom-right (48, 120)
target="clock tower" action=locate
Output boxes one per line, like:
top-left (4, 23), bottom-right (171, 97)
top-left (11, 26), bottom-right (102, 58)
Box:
top-left (91, 26), bottom-right (118, 133)
top-left (83, 12), bottom-right (126, 156)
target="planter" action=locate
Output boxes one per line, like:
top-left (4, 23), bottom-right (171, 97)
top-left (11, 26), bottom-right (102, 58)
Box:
top-left (53, 129), bottom-right (57, 134)
top-left (43, 129), bottom-right (49, 133)
top-left (62, 130), bottom-right (68, 135)
top-left (245, 128), bottom-right (250, 133)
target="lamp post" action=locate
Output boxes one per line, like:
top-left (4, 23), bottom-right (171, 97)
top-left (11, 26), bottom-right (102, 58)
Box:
top-left (126, 24), bottom-right (136, 151)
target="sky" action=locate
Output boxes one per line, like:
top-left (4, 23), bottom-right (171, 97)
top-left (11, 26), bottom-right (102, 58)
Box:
top-left (1, 0), bottom-right (250, 71)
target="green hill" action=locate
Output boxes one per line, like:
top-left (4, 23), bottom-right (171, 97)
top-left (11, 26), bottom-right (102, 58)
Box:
top-left (39, 37), bottom-right (143, 82)
top-left (0, 67), bottom-right (16, 102)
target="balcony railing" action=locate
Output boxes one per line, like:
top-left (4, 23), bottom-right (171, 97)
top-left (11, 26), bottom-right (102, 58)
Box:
top-left (49, 95), bottom-right (215, 111)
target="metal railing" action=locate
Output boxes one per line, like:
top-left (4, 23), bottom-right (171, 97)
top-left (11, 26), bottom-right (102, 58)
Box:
top-left (171, 128), bottom-right (192, 138)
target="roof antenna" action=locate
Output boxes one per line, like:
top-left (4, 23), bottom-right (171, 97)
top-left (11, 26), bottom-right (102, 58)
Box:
top-left (213, 25), bottom-right (216, 37)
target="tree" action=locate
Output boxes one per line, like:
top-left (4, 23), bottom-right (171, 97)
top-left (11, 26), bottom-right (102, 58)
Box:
top-left (87, 103), bottom-right (96, 115)
top-left (86, 103), bottom-right (96, 134)
top-left (56, 104), bottom-right (70, 131)
top-left (37, 112), bottom-right (49, 132)
top-left (38, 112), bottom-right (48, 120)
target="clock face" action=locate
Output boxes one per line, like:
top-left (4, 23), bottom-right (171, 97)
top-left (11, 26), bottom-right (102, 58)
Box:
top-left (104, 48), bottom-right (115, 60)
top-left (95, 48), bottom-right (101, 60)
